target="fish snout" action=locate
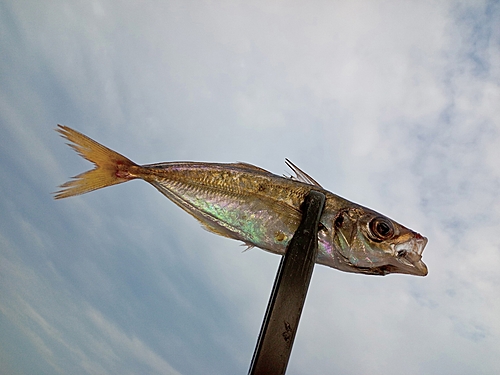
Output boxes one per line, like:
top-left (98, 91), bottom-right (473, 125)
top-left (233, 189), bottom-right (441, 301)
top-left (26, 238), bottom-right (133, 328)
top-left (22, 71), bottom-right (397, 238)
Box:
top-left (414, 233), bottom-right (428, 256)
top-left (390, 233), bottom-right (428, 276)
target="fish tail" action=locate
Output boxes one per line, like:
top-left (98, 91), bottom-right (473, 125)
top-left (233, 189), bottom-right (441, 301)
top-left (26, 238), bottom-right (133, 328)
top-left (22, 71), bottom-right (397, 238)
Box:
top-left (54, 125), bottom-right (141, 199)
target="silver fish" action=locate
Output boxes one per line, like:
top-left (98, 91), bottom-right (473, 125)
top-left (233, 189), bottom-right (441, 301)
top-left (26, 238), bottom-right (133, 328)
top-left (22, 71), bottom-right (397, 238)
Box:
top-left (55, 125), bottom-right (428, 276)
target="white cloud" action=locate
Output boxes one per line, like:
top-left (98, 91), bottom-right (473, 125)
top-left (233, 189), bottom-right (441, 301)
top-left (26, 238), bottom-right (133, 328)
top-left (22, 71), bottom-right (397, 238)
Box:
top-left (1, 0), bottom-right (499, 374)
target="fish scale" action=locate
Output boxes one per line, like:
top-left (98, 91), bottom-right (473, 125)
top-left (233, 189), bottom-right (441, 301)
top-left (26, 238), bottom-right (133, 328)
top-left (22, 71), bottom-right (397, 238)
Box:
top-left (144, 167), bottom-right (306, 253)
top-left (55, 125), bottom-right (428, 276)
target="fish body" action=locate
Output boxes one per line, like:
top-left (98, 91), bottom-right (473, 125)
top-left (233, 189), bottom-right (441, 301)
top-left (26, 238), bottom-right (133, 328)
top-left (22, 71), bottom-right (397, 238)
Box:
top-left (55, 125), bottom-right (428, 276)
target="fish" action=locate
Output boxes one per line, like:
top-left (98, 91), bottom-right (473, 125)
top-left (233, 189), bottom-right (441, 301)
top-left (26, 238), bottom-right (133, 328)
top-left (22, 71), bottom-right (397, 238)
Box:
top-left (54, 125), bottom-right (428, 276)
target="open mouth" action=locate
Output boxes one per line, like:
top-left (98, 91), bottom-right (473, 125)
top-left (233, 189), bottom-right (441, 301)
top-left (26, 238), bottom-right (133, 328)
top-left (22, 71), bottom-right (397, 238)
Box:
top-left (394, 233), bottom-right (428, 256)
top-left (414, 233), bottom-right (428, 255)
top-left (391, 233), bottom-right (428, 276)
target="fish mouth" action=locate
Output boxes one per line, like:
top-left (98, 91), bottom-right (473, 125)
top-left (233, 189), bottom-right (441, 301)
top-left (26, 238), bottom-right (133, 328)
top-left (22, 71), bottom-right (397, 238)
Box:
top-left (391, 234), bottom-right (428, 276)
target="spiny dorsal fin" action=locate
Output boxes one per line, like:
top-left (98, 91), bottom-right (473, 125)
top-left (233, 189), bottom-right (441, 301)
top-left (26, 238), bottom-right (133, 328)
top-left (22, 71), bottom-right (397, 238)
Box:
top-left (285, 158), bottom-right (322, 188)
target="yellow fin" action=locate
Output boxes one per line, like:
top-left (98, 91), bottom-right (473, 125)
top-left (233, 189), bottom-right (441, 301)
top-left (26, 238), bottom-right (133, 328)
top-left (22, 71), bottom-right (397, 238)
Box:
top-left (54, 125), bottom-right (139, 199)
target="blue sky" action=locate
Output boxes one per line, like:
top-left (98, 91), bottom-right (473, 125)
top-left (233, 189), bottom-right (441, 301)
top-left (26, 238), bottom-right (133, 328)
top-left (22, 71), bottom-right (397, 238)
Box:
top-left (1, 1), bottom-right (499, 374)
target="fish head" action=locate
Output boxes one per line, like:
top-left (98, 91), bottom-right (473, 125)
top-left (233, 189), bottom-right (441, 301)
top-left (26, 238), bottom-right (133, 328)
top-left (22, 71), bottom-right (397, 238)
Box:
top-left (331, 208), bottom-right (428, 276)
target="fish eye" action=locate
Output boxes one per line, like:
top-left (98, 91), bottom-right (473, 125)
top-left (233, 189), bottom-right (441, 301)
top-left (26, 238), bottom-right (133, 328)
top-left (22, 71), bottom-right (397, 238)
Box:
top-left (368, 217), bottom-right (395, 241)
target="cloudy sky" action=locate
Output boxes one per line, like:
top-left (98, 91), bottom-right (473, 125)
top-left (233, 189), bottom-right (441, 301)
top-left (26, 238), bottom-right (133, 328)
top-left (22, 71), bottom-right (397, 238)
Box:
top-left (1, 0), bottom-right (499, 374)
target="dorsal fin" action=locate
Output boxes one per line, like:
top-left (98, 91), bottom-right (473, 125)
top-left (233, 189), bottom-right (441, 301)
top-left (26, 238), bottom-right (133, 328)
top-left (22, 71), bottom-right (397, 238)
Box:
top-left (231, 162), bottom-right (273, 174)
top-left (285, 158), bottom-right (323, 188)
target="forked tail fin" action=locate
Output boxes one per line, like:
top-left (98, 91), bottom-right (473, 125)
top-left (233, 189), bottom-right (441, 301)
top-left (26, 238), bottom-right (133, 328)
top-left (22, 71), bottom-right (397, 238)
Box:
top-left (54, 125), bottom-right (139, 199)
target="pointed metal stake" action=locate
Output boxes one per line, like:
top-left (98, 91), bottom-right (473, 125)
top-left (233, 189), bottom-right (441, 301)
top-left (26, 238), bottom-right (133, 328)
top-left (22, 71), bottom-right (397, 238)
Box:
top-left (249, 190), bottom-right (326, 375)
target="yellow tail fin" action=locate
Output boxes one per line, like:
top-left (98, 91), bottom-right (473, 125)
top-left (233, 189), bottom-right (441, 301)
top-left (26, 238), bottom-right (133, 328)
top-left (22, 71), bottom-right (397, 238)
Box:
top-left (54, 125), bottom-right (139, 199)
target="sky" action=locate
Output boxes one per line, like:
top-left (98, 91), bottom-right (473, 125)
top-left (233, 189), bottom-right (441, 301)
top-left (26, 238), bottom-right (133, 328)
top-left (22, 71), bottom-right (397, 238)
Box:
top-left (1, 0), bottom-right (499, 374)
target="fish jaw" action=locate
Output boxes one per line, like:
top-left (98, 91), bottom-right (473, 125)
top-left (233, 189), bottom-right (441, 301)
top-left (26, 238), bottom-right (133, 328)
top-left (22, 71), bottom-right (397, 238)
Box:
top-left (389, 233), bottom-right (428, 276)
